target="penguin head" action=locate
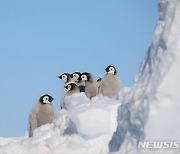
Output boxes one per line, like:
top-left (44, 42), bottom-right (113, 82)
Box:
top-left (70, 72), bottom-right (81, 82)
top-left (81, 72), bottom-right (93, 82)
top-left (105, 65), bottom-right (117, 75)
top-left (39, 94), bottom-right (54, 104)
top-left (58, 73), bottom-right (70, 83)
top-left (64, 83), bottom-right (79, 91)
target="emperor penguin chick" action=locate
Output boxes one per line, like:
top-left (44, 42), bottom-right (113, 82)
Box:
top-left (81, 72), bottom-right (98, 99)
top-left (58, 73), bottom-right (74, 109)
top-left (70, 72), bottom-right (85, 92)
top-left (100, 65), bottom-right (122, 98)
top-left (28, 94), bottom-right (54, 137)
top-left (64, 83), bottom-right (80, 96)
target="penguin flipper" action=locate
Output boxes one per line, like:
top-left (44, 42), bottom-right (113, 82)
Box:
top-left (28, 112), bottom-right (37, 137)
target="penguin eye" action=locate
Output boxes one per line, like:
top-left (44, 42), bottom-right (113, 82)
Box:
top-left (68, 85), bottom-right (71, 89)
top-left (110, 67), bottom-right (114, 71)
top-left (62, 75), bottom-right (66, 79)
top-left (44, 96), bottom-right (49, 100)
top-left (82, 75), bottom-right (88, 80)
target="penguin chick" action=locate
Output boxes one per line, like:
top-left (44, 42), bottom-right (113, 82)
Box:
top-left (58, 73), bottom-right (74, 86)
top-left (58, 73), bottom-right (74, 109)
top-left (70, 72), bottom-right (85, 92)
top-left (28, 94), bottom-right (54, 137)
top-left (61, 83), bottom-right (80, 109)
top-left (64, 83), bottom-right (80, 96)
top-left (100, 65), bottom-right (122, 98)
top-left (81, 72), bottom-right (98, 99)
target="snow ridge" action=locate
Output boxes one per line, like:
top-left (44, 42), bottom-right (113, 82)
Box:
top-left (109, 0), bottom-right (180, 153)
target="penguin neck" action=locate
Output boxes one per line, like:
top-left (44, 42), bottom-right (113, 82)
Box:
top-left (40, 101), bottom-right (52, 105)
top-left (106, 73), bottom-right (115, 76)
top-left (85, 80), bottom-right (92, 86)
top-left (77, 79), bottom-right (81, 83)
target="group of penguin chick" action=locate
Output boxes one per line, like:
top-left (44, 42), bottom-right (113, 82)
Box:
top-left (59, 65), bottom-right (122, 109)
top-left (28, 65), bottom-right (122, 137)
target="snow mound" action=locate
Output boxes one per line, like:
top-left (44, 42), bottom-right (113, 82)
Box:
top-left (0, 90), bottom-right (128, 153)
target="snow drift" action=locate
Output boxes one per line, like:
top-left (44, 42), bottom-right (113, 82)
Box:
top-left (0, 89), bottom-right (130, 153)
top-left (109, 0), bottom-right (180, 153)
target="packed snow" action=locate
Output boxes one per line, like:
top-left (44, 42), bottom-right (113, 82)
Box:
top-left (1, 0), bottom-right (180, 153)
top-left (0, 89), bottom-right (130, 153)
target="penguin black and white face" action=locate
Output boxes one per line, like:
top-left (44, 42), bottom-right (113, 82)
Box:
top-left (81, 72), bottom-right (93, 82)
top-left (105, 65), bottom-right (117, 75)
top-left (64, 83), bottom-right (78, 91)
top-left (58, 73), bottom-right (70, 83)
top-left (40, 94), bottom-right (54, 104)
top-left (70, 72), bottom-right (81, 82)
top-left (81, 74), bottom-right (88, 81)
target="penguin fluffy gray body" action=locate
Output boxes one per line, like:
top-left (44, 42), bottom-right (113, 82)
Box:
top-left (100, 65), bottom-right (122, 98)
top-left (81, 72), bottom-right (98, 99)
top-left (28, 94), bottom-right (54, 137)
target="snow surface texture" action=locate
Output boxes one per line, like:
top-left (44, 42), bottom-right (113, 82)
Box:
top-left (109, 0), bottom-right (180, 153)
top-left (0, 89), bottom-right (130, 153)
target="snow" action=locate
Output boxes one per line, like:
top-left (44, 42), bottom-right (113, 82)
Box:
top-left (109, 0), bottom-right (180, 153)
top-left (1, 0), bottom-right (180, 153)
top-left (0, 91), bottom-right (127, 153)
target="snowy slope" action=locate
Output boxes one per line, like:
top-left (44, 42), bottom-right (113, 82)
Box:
top-left (109, 0), bottom-right (180, 153)
top-left (0, 89), bottom-right (130, 153)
